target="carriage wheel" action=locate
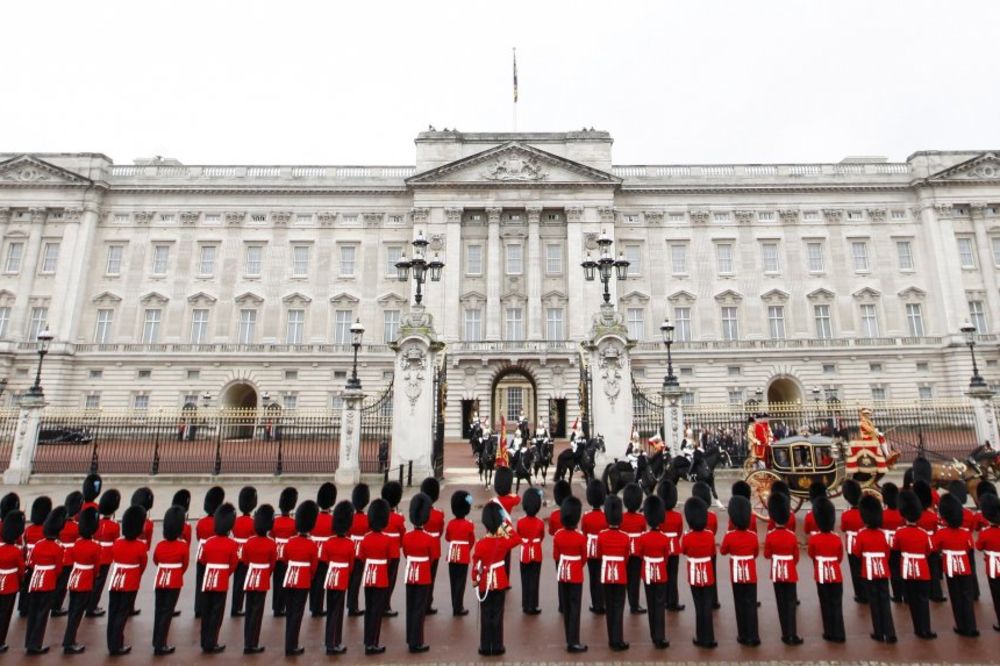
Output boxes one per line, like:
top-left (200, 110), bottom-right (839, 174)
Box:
top-left (789, 495), bottom-right (804, 514)
top-left (746, 469), bottom-right (781, 521)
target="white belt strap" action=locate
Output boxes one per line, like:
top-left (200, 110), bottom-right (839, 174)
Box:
top-left (901, 552), bottom-right (923, 580)
top-left (770, 554), bottom-right (794, 581)
top-left (816, 556), bottom-right (839, 584)
top-left (426, 531), bottom-right (441, 539)
top-left (447, 540), bottom-right (469, 562)
top-left (363, 558), bottom-right (387, 586)
top-left (601, 555), bottom-right (625, 584)
top-left (282, 560), bottom-right (311, 588)
top-left (557, 554), bottom-right (581, 581)
top-left (643, 555), bottom-right (665, 582)
top-left (942, 549), bottom-right (968, 577)
top-left (324, 561), bottom-right (350, 589)
top-left (688, 556), bottom-right (711, 586)
top-left (405, 556), bottom-right (429, 584)
top-left (731, 554), bottom-right (754, 583)
top-left (845, 530), bottom-right (857, 553)
top-left (986, 551), bottom-right (1000, 578)
top-left (29, 564), bottom-right (56, 591)
top-left (0, 567), bottom-right (17, 574)
top-left (244, 562), bottom-right (270, 590)
top-left (586, 534), bottom-right (598, 559)
top-left (350, 535), bottom-right (364, 556)
top-left (863, 552), bottom-right (887, 579)
top-left (109, 562), bottom-right (140, 590)
top-left (202, 562), bottom-right (229, 591)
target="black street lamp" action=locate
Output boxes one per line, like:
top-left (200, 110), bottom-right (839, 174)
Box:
top-left (27, 326), bottom-right (53, 397)
top-left (960, 320), bottom-right (988, 389)
top-left (581, 230), bottom-right (629, 304)
top-left (347, 319), bottom-right (365, 389)
top-left (201, 391), bottom-right (212, 409)
top-left (659, 318), bottom-right (678, 388)
top-left (395, 230), bottom-right (445, 306)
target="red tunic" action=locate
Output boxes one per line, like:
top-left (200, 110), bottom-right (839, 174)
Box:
top-left (621, 511), bottom-right (646, 556)
top-left (109, 539), bottom-right (148, 592)
top-left (445, 518), bottom-right (476, 564)
top-left (232, 515), bottom-right (255, 559)
top-left (495, 494), bottom-right (520, 520)
top-left (657, 510), bottom-right (683, 556)
top-left (807, 532), bottom-right (844, 583)
top-left (552, 528), bottom-right (587, 583)
top-left (803, 510), bottom-right (817, 536)
top-left (720, 529), bottom-right (759, 583)
top-left (705, 511), bottom-right (719, 537)
top-left (360, 531), bottom-right (399, 588)
top-left (319, 536), bottom-right (355, 590)
top-left (425, 507), bottom-right (445, 543)
top-left (892, 525), bottom-right (932, 580)
top-left (385, 512), bottom-right (407, 560)
top-left (680, 529), bottom-right (716, 586)
top-left (852, 528), bottom-right (890, 579)
top-left (596, 528), bottom-right (629, 584)
top-left (881, 508), bottom-right (904, 543)
top-left (976, 525), bottom-right (1000, 578)
top-left (96, 517), bottom-right (120, 566)
top-left (764, 528), bottom-right (799, 582)
top-left (241, 535), bottom-right (276, 591)
top-left (727, 512), bottom-right (758, 534)
top-left (0, 543), bottom-right (25, 594)
top-left (401, 528), bottom-right (439, 585)
top-left (58, 519), bottom-right (80, 566)
top-left (153, 539), bottom-right (190, 589)
top-left (582, 509), bottom-right (608, 560)
top-left (471, 535), bottom-right (516, 593)
top-left (195, 515), bottom-right (215, 562)
top-left (636, 530), bottom-right (671, 584)
top-left (932, 527), bottom-right (974, 577)
top-left (270, 515), bottom-right (297, 560)
top-left (282, 535), bottom-right (318, 590)
top-left (181, 522), bottom-right (192, 545)
top-left (515, 515), bottom-right (545, 564)
top-left (349, 513), bottom-right (370, 558)
top-left (27, 538), bottom-right (63, 592)
top-left (141, 519), bottom-right (154, 549)
top-left (547, 510), bottom-right (563, 536)
top-left (67, 538), bottom-right (101, 592)
top-left (917, 509), bottom-right (938, 536)
top-left (23, 524), bottom-right (44, 560)
top-left (840, 507), bottom-right (863, 554)
top-left (312, 511), bottom-right (333, 543)
top-left (766, 513), bottom-right (796, 534)
top-left (198, 535), bottom-right (238, 592)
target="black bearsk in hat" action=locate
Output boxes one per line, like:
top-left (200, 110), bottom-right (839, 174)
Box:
top-left (2, 510), bottom-right (25, 545)
top-left (522, 488), bottom-right (542, 517)
top-left (552, 479), bottom-right (572, 507)
top-left (43, 506), bottom-right (67, 539)
top-left (238, 486), bottom-right (259, 515)
top-left (121, 505), bottom-right (146, 541)
top-left (30, 496), bottom-right (52, 527)
top-left (603, 495), bottom-right (624, 528)
top-left (657, 479), bottom-right (678, 511)
top-left (279, 487), bottom-right (299, 516)
top-left (881, 483), bottom-right (900, 511)
top-left (213, 503), bottom-right (236, 537)
top-left (842, 479), bottom-right (862, 507)
top-left (420, 477), bottom-right (441, 503)
top-left (912, 479), bottom-right (933, 511)
top-left (171, 489), bottom-right (191, 514)
top-left (367, 498), bottom-right (390, 532)
top-left (770, 480), bottom-right (791, 498)
top-left (381, 481), bottom-right (403, 509)
top-left (409, 492), bottom-right (432, 528)
top-left (731, 480), bottom-right (752, 500)
top-left (623, 483), bottom-right (643, 513)
top-left (643, 495), bottom-right (665, 530)
top-left (977, 480), bottom-right (997, 503)
top-left (938, 493), bottom-right (964, 530)
top-left (912, 456), bottom-right (933, 484)
top-left (691, 481), bottom-right (712, 507)
top-left (684, 496), bottom-right (708, 532)
top-left (768, 492), bottom-right (790, 527)
top-left (78, 507), bottom-right (99, 539)
top-left (561, 496), bottom-right (583, 530)
top-left (814, 496), bottom-right (836, 533)
top-left (99, 489), bottom-right (121, 518)
top-left (587, 480), bottom-right (606, 510)
top-left (0, 492), bottom-right (19, 518)
top-left (82, 473), bottom-right (102, 503)
top-left (728, 495), bottom-right (752, 531)
top-left (163, 506), bottom-right (186, 541)
top-left (64, 491), bottom-right (83, 519)
top-left (808, 481), bottom-right (828, 502)
top-left (493, 467), bottom-right (513, 496)
top-left (859, 494), bottom-right (883, 530)
top-left (131, 486), bottom-right (154, 511)
top-left (295, 500), bottom-right (319, 535)
top-left (352, 484), bottom-right (371, 512)
top-left (947, 479), bottom-right (968, 506)
top-left (333, 501), bottom-right (355, 537)
top-left (316, 482), bottom-right (336, 511)
top-left (450, 490), bottom-right (472, 518)
top-left (203, 486), bottom-right (225, 517)
top-left (482, 502), bottom-right (503, 534)
top-left (254, 504), bottom-right (275, 537)
top-left (899, 489), bottom-right (923, 524)
top-left (980, 493), bottom-right (1000, 526)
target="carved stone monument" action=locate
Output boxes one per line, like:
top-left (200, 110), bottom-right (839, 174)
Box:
top-left (4, 393), bottom-right (46, 485)
top-left (334, 386), bottom-right (364, 485)
top-left (582, 303), bottom-right (634, 465)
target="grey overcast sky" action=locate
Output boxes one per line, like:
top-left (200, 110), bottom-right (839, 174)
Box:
top-left (3, 0), bottom-right (998, 166)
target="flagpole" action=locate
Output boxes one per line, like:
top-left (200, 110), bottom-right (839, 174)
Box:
top-left (512, 47), bottom-right (518, 132)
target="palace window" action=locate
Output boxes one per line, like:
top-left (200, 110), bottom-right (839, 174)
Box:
top-left (4, 242), bottom-right (23, 273)
top-left (198, 245), bottom-right (216, 275)
top-left (969, 300), bottom-right (988, 333)
top-left (545, 307), bottom-right (564, 340)
top-left (28, 307), bottom-right (47, 340)
top-left (721, 306), bottom-right (739, 341)
top-left (94, 309), bottom-right (113, 344)
top-left (851, 241), bottom-right (869, 272)
top-left (191, 309), bottom-right (209, 344)
top-left (957, 237), bottom-right (976, 268)
top-left (466, 244), bottom-right (483, 275)
top-left (896, 240), bottom-right (914, 270)
top-left (992, 237), bottom-right (1000, 266)
top-left (505, 307), bottom-right (524, 340)
top-left (918, 386), bottom-right (933, 400)
top-left (716, 243), bottom-right (734, 274)
top-left (624, 244), bottom-right (641, 276)
top-left (133, 394), bottom-right (150, 410)
top-left (506, 244), bottom-right (523, 275)
top-left (40, 242), bottom-right (59, 273)
top-left (283, 394), bottom-right (298, 410)
top-left (670, 243), bottom-right (687, 274)
top-left (339, 245), bottom-right (357, 276)
top-left (244, 245), bottom-right (263, 276)
top-left (291, 246), bottom-right (309, 277)
top-left (237, 308), bottom-right (257, 344)
top-left (626, 307), bottom-right (645, 340)
top-left (464, 309), bottom-right (482, 342)
top-left (333, 309), bottom-right (352, 344)
top-left (814, 304), bottom-right (833, 339)
top-left (761, 242), bottom-right (780, 273)
top-left (386, 246), bottom-right (403, 277)
top-left (860, 303), bottom-right (880, 338)
top-left (84, 393), bottom-right (101, 409)
top-left (141, 308), bottom-right (161, 343)
top-left (768, 305), bottom-right (785, 339)
top-left (106, 245), bottom-right (124, 275)
top-left (383, 309), bottom-right (400, 343)
top-left (673, 307), bottom-right (692, 341)
top-left (286, 309), bottom-right (305, 344)
top-left (905, 303), bottom-right (925, 337)
top-left (545, 244), bottom-right (562, 274)
top-left (151, 244), bottom-right (170, 274)
top-left (806, 242), bottom-right (825, 272)
top-left (506, 387), bottom-right (523, 422)
top-left (0, 307), bottom-right (9, 338)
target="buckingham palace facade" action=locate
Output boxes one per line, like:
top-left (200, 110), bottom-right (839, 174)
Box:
top-left (1, 130), bottom-right (999, 438)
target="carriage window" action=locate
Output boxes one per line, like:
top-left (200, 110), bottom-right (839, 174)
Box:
top-left (815, 446), bottom-right (833, 467)
top-left (772, 447), bottom-right (791, 468)
top-left (793, 446), bottom-right (811, 467)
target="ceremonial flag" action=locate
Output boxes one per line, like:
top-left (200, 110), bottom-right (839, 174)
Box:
top-left (513, 48), bottom-right (518, 103)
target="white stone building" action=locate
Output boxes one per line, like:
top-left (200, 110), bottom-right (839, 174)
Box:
top-left (1, 130), bottom-right (999, 439)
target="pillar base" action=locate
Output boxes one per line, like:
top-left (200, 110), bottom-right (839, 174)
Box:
top-left (335, 467), bottom-right (361, 486)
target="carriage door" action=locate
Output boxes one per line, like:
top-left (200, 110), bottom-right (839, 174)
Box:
top-left (549, 398), bottom-right (567, 437)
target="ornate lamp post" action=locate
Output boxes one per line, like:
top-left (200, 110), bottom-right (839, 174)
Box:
top-left (580, 229), bottom-right (629, 304)
top-left (201, 391), bottom-right (212, 409)
top-left (347, 319), bottom-right (365, 390)
top-left (960, 320), bottom-right (988, 389)
top-left (659, 318), bottom-right (678, 388)
top-left (395, 230), bottom-right (445, 306)
top-left (27, 326), bottom-right (53, 397)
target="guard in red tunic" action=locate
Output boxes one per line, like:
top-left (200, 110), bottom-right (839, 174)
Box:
top-left (947, 480), bottom-right (980, 601)
top-left (879, 483), bottom-right (905, 602)
top-left (682, 496), bottom-right (717, 648)
top-left (0, 494), bottom-right (19, 545)
top-left (597, 494), bottom-right (629, 651)
top-left (270, 487), bottom-right (297, 617)
top-left (913, 480), bottom-right (947, 603)
top-left (728, 481), bottom-right (759, 534)
top-left (231, 486), bottom-right (258, 618)
top-left (20, 497), bottom-right (52, 619)
top-left (582, 481), bottom-right (607, 614)
top-left (0, 510), bottom-right (25, 654)
top-left (283, 500), bottom-right (318, 656)
top-left (151, 506), bottom-right (188, 656)
top-left (61, 507), bottom-right (100, 654)
top-left (242, 504), bottom-right (276, 654)
top-left (621, 483), bottom-right (646, 615)
top-left (87, 489), bottom-right (120, 618)
top-left (840, 480), bottom-right (867, 603)
top-left (935, 493), bottom-right (979, 636)
top-left (380, 481), bottom-right (406, 617)
top-left (198, 502), bottom-right (237, 653)
top-left (692, 481), bottom-right (720, 609)
top-left (637, 495), bottom-right (671, 649)
top-left (656, 481), bottom-right (685, 613)
top-left (309, 483), bottom-right (335, 617)
top-left (548, 480), bottom-right (571, 536)
top-left (346, 484), bottom-right (370, 616)
top-left (130, 487), bottom-right (155, 549)
top-left (402, 492), bottom-right (439, 653)
top-left (801, 482), bottom-right (827, 537)
top-left (419, 478), bottom-right (445, 615)
top-left (720, 495), bottom-right (759, 646)
top-left (321, 501), bottom-right (356, 654)
top-left (25, 504), bottom-right (64, 654)
top-left (170, 489), bottom-right (194, 545)
top-left (194, 486), bottom-right (225, 619)
top-left (53, 491), bottom-right (83, 616)
top-left (553, 496), bottom-right (587, 652)
top-left (80, 475), bottom-right (101, 514)
top-left (444, 490), bottom-right (474, 616)
top-left (516, 488), bottom-right (544, 614)
top-left (765, 481), bottom-right (797, 533)
top-left (853, 495), bottom-right (896, 643)
top-left (807, 496), bottom-right (845, 641)
top-left (493, 467), bottom-right (520, 520)
top-left (974, 493), bottom-right (1000, 632)
top-left (471, 502), bottom-right (517, 656)
top-left (107, 504), bottom-right (148, 656)
top-left (360, 498), bottom-right (397, 654)
top-left (765, 493), bottom-right (802, 645)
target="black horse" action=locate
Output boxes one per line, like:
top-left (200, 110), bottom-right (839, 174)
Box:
top-left (477, 435), bottom-right (498, 488)
top-left (602, 459), bottom-right (635, 494)
top-left (531, 435), bottom-right (554, 486)
top-left (512, 446), bottom-right (537, 493)
top-left (554, 435), bottom-right (605, 485)
top-left (661, 447), bottom-right (722, 501)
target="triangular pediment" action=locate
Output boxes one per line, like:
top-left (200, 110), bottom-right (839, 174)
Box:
top-left (667, 289), bottom-right (696, 303)
top-left (852, 287), bottom-right (882, 300)
top-left (760, 288), bottom-right (790, 302)
top-left (187, 291), bottom-right (217, 304)
top-left (139, 291), bottom-right (169, 304)
top-left (406, 142), bottom-right (621, 187)
top-left (807, 288), bottom-right (836, 301)
top-left (927, 152), bottom-right (1000, 183)
top-left (619, 290), bottom-right (650, 306)
top-left (234, 291), bottom-right (265, 305)
top-left (714, 289), bottom-right (743, 303)
top-left (376, 291), bottom-right (407, 306)
top-left (91, 291), bottom-right (122, 305)
top-left (0, 155), bottom-right (92, 186)
top-left (329, 292), bottom-right (359, 305)
top-left (459, 290), bottom-right (487, 305)
top-left (282, 291), bottom-right (313, 305)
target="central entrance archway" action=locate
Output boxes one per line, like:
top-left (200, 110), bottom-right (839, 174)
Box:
top-left (767, 376), bottom-right (803, 405)
top-left (221, 381), bottom-right (258, 439)
top-left (491, 366), bottom-right (537, 430)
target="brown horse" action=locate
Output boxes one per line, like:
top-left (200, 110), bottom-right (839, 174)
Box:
top-left (928, 459), bottom-right (989, 505)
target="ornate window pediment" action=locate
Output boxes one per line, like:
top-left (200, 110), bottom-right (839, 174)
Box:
top-left (187, 291), bottom-right (217, 305)
top-left (501, 290), bottom-right (525, 307)
top-left (91, 291), bottom-right (122, 305)
top-left (139, 291), bottom-right (169, 305)
top-left (234, 291), bottom-right (265, 306)
top-left (376, 292), bottom-right (407, 307)
top-left (898, 286), bottom-right (926, 302)
top-left (282, 291), bottom-right (313, 306)
top-left (0, 289), bottom-right (16, 305)
top-left (806, 288), bottom-right (836, 303)
top-left (619, 290), bottom-right (650, 307)
top-left (760, 288), bottom-right (789, 304)
top-left (329, 292), bottom-right (359, 306)
top-left (714, 289), bottom-right (743, 305)
top-left (2, 229), bottom-right (27, 239)
top-left (0, 155), bottom-right (92, 186)
top-left (668, 290), bottom-right (696, 304)
top-left (542, 290), bottom-right (568, 308)
top-left (852, 287), bottom-right (882, 301)
top-left (459, 291), bottom-right (487, 308)
top-left (927, 152), bottom-right (1000, 182)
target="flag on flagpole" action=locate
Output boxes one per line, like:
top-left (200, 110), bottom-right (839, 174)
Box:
top-left (512, 47), bottom-right (518, 103)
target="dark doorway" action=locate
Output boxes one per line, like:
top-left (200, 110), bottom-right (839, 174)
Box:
top-left (461, 399), bottom-right (480, 438)
top-left (549, 398), bottom-right (567, 437)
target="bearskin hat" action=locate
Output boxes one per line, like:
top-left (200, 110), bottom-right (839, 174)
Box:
top-left (352, 484), bottom-right (371, 512)
top-left (279, 487), bottom-right (299, 516)
top-left (254, 504), bottom-right (275, 537)
top-left (82, 474), bottom-right (102, 502)
top-left (494, 467), bottom-right (513, 496)
top-left (409, 492), bottom-right (432, 528)
top-left (881, 482), bottom-right (899, 510)
top-left (859, 494), bottom-right (883, 530)
top-left (333, 500), bottom-right (355, 537)
top-left (131, 486), bottom-right (154, 511)
top-left (64, 491), bottom-right (83, 518)
top-left (770, 480), bottom-right (790, 498)
top-left (728, 495), bottom-right (752, 531)
top-left (553, 479), bottom-right (572, 507)
top-left (295, 500), bottom-right (319, 535)
top-left (121, 505), bottom-right (146, 540)
top-left (947, 479), bottom-right (968, 505)
top-left (43, 506), bottom-right (66, 540)
top-left (213, 503), bottom-right (236, 537)
top-left (367, 498), bottom-right (390, 532)
top-left (691, 481), bottom-right (712, 506)
top-left (561, 496), bottom-right (582, 530)
top-left (912, 456), bottom-right (932, 483)
top-left (316, 482), bottom-right (336, 511)
top-left (902, 468), bottom-right (914, 490)
top-left (163, 506), bottom-right (186, 541)
top-left (99, 489), bottom-right (121, 518)
top-left (842, 479), bottom-right (862, 508)
top-left (768, 492), bottom-right (790, 527)
top-left (603, 494), bottom-right (624, 528)
top-left (30, 496), bottom-right (52, 526)
top-left (77, 507), bottom-right (99, 539)
top-left (586, 480), bottom-right (606, 510)
top-left (238, 486), bottom-right (258, 515)
top-left (451, 490), bottom-right (472, 518)
top-left (420, 477), bottom-right (440, 503)
top-left (808, 481), bottom-right (828, 502)
top-left (814, 496), bottom-right (836, 533)
top-left (731, 480), bottom-right (751, 500)
top-left (522, 488), bottom-right (542, 517)
top-left (2, 510), bottom-right (25, 545)
top-left (684, 496), bottom-right (708, 532)
top-left (482, 502), bottom-right (503, 534)
top-left (980, 492), bottom-right (1000, 526)
top-left (0, 492), bottom-right (19, 518)
top-left (623, 483), bottom-right (643, 512)
top-left (657, 479), bottom-right (678, 511)
top-left (203, 486), bottom-right (225, 517)
top-left (899, 489), bottom-right (923, 524)
top-left (977, 480), bottom-right (997, 502)
top-left (913, 479), bottom-right (933, 510)
top-left (171, 489), bottom-right (191, 514)
top-left (381, 481), bottom-right (403, 509)
top-left (939, 493), bottom-right (963, 530)
top-left (643, 495), bottom-right (665, 530)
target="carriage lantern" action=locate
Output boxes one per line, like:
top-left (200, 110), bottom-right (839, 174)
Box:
top-left (960, 320), bottom-right (988, 389)
top-left (659, 318), bottom-right (679, 388)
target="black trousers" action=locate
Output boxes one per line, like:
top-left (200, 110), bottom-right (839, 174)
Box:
top-left (666, 556), bottom-right (681, 609)
top-left (194, 562), bottom-right (205, 618)
top-left (153, 588), bottom-right (180, 650)
top-left (0, 593), bottom-right (15, 646)
top-left (18, 567), bottom-right (31, 615)
top-left (603, 583), bottom-right (626, 646)
top-left (816, 582), bottom-right (845, 640)
top-left (626, 555), bottom-right (642, 611)
top-left (968, 549), bottom-right (980, 600)
top-left (479, 589), bottom-right (505, 653)
top-left (363, 587), bottom-right (388, 648)
top-left (586, 559), bottom-right (605, 612)
top-left (309, 562), bottom-right (328, 615)
top-left (989, 577), bottom-right (1000, 628)
top-left (53, 569), bottom-right (70, 612)
top-left (25, 590), bottom-right (54, 650)
top-left (272, 561), bottom-right (288, 615)
top-left (405, 584), bottom-right (430, 648)
top-left (107, 590), bottom-right (136, 652)
top-left (903, 579), bottom-right (932, 636)
top-left (865, 578), bottom-right (895, 640)
top-left (848, 554), bottom-right (867, 602)
top-left (88, 564), bottom-right (110, 613)
top-left (774, 581), bottom-right (798, 639)
top-left (244, 590), bottom-right (267, 649)
top-left (199, 590), bottom-right (227, 650)
top-left (732, 582), bottom-right (758, 642)
top-left (231, 563), bottom-right (247, 615)
top-left (946, 575), bottom-right (977, 635)
top-left (928, 553), bottom-right (945, 601)
top-left (284, 588), bottom-right (309, 653)
top-left (520, 561), bottom-right (540, 612)
top-left (709, 556), bottom-right (719, 607)
top-left (61, 590), bottom-right (89, 647)
top-left (428, 559), bottom-right (440, 610)
top-left (324, 589), bottom-right (346, 649)
top-left (347, 563), bottom-right (364, 613)
top-left (644, 582), bottom-right (667, 645)
top-left (386, 559), bottom-right (400, 611)
top-left (691, 584), bottom-right (715, 645)
top-left (558, 582), bottom-right (582, 646)
top-left (448, 563), bottom-right (468, 613)
top-left (889, 551), bottom-right (904, 601)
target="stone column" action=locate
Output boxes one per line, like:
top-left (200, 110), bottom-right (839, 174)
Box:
top-left (51, 200), bottom-right (100, 342)
top-left (4, 393), bottom-right (46, 485)
top-left (583, 304), bottom-right (634, 465)
top-left (10, 208), bottom-right (47, 337)
top-left (970, 205), bottom-right (1000, 323)
top-left (443, 207), bottom-right (464, 342)
top-left (565, 207), bottom-right (586, 340)
top-left (967, 385), bottom-right (999, 448)
top-left (390, 305), bottom-right (445, 479)
top-left (335, 387), bottom-right (364, 485)
top-left (662, 384), bottom-right (686, 457)
top-left (485, 207), bottom-right (502, 341)
top-left (526, 206), bottom-right (542, 340)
